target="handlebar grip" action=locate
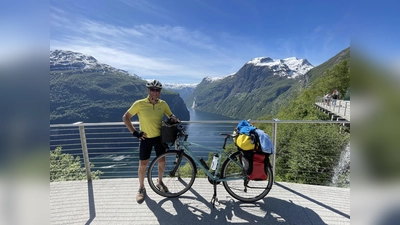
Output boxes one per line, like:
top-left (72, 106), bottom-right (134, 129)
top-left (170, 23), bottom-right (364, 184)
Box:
top-left (220, 133), bottom-right (238, 138)
top-left (220, 133), bottom-right (237, 149)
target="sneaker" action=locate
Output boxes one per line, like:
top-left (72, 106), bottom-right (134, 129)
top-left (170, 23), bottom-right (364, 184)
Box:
top-left (156, 180), bottom-right (169, 193)
top-left (136, 187), bottom-right (146, 204)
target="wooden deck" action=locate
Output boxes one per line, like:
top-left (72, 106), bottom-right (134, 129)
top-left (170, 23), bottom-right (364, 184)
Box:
top-left (315, 100), bottom-right (350, 121)
top-left (50, 178), bottom-right (350, 225)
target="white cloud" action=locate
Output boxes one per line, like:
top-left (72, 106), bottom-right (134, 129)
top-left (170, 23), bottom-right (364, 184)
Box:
top-left (50, 13), bottom-right (234, 83)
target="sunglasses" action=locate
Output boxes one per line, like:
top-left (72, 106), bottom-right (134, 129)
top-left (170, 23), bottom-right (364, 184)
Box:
top-left (149, 88), bottom-right (161, 92)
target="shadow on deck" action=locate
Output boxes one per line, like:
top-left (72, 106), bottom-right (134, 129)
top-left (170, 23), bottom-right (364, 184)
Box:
top-left (50, 178), bottom-right (350, 225)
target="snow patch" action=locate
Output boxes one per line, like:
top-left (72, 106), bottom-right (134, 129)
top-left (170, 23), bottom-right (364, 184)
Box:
top-left (246, 56), bottom-right (314, 78)
top-left (204, 73), bottom-right (235, 83)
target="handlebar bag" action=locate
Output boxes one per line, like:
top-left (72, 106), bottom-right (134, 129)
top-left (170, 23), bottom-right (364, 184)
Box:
top-left (161, 122), bottom-right (178, 143)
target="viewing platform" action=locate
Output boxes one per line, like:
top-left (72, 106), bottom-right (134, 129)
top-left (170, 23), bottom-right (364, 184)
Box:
top-left (314, 98), bottom-right (350, 121)
top-left (50, 178), bottom-right (350, 225)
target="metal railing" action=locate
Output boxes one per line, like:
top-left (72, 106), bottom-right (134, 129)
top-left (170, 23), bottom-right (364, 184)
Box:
top-left (50, 120), bottom-right (350, 185)
top-left (315, 97), bottom-right (350, 121)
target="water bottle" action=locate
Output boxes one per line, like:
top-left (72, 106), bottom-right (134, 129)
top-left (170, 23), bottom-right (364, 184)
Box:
top-left (211, 153), bottom-right (219, 171)
top-left (199, 157), bottom-right (209, 170)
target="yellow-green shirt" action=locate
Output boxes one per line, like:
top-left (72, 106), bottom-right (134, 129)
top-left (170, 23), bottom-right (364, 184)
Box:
top-left (127, 97), bottom-right (173, 138)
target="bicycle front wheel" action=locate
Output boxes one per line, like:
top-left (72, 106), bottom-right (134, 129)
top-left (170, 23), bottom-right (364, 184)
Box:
top-left (147, 150), bottom-right (196, 198)
top-left (221, 151), bottom-right (273, 203)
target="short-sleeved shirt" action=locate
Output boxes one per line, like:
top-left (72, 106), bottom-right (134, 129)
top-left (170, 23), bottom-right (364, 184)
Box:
top-left (127, 97), bottom-right (173, 138)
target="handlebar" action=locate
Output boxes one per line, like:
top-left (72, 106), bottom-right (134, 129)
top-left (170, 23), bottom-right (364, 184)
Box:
top-left (220, 133), bottom-right (237, 149)
top-left (177, 124), bottom-right (188, 141)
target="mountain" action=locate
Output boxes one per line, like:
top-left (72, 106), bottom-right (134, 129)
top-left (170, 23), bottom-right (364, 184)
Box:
top-left (161, 83), bottom-right (198, 101)
top-left (50, 49), bottom-right (141, 78)
top-left (185, 56), bottom-right (314, 119)
top-left (50, 50), bottom-right (190, 124)
top-left (304, 47), bottom-right (350, 85)
top-left (246, 57), bottom-right (313, 79)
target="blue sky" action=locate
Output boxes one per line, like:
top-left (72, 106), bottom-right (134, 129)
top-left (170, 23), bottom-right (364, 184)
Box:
top-left (50, 0), bottom-right (351, 84)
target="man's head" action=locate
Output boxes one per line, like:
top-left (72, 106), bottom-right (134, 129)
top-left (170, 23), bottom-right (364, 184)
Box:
top-left (146, 79), bottom-right (163, 89)
top-left (146, 80), bottom-right (162, 100)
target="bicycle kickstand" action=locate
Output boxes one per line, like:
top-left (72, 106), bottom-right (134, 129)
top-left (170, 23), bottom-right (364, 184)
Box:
top-left (211, 182), bottom-right (219, 208)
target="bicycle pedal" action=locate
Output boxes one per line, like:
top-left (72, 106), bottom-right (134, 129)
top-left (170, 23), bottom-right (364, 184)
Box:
top-left (211, 197), bottom-right (219, 207)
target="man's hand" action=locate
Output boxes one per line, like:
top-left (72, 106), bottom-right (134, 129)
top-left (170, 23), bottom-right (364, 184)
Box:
top-left (169, 115), bottom-right (180, 123)
top-left (132, 130), bottom-right (147, 140)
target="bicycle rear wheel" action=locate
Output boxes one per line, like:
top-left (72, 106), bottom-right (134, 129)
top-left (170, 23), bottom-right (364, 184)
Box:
top-left (147, 150), bottom-right (196, 198)
top-left (221, 151), bottom-right (273, 202)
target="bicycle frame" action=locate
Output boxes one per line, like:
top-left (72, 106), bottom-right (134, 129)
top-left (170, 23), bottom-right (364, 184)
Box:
top-left (171, 126), bottom-right (245, 183)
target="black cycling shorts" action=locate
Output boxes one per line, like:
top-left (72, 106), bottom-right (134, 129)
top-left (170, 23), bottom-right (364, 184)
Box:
top-left (139, 136), bottom-right (166, 160)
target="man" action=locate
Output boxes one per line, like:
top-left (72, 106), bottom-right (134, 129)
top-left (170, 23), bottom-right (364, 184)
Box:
top-left (331, 89), bottom-right (339, 106)
top-left (122, 79), bottom-right (178, 204)
top-left (324, 93), bottom-right (331, 106)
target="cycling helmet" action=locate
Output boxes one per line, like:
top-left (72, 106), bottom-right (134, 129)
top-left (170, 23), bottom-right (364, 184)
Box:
top-left (146, 79), bottom-right (163, 89)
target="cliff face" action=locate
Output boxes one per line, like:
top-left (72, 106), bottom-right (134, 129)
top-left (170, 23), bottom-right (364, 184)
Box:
top-left (161, 93), bottom-right (189, 119)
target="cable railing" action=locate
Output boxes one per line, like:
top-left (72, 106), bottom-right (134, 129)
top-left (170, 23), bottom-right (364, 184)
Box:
top-left (50, 120), bottom-right (350, 185)
top-left (315, 97), bottom-right (350, 121)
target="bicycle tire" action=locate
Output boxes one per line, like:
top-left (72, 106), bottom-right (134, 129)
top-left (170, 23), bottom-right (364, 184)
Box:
top-left (147, 150), bottom-right (196, 198)
top-left (221, 151), bottom-right (273, 202)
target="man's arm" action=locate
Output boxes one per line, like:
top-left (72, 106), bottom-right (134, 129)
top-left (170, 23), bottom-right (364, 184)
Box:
top-left (122, 112), bottom-right (135, 133)
top-left (123, 112), bottom-right (146, 139)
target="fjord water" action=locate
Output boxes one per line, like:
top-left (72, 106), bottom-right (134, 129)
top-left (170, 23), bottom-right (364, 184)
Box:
top-left (187, 107), bottom-right (235, 121)
top-left (91, 108), bottom-right (238, 178)
top-left (183, 108), bottom-right (238, 157)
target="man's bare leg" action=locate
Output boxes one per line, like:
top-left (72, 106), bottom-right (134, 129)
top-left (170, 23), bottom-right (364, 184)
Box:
top-left (158, 156), bottom-right (165, 182)
top-left (138, 159), bottom-right (149, 188)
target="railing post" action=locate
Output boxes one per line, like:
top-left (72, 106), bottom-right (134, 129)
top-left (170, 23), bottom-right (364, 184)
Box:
top-left (344, 102), bottom-right (348, 116)
top-left (75, 122), bottom-right (92, 181)
top-left (272, 118), bottom-right (279, 182)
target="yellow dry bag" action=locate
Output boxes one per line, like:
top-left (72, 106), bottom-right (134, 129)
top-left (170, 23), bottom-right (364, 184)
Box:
top-left (234, 134), bottom-right (256, 150)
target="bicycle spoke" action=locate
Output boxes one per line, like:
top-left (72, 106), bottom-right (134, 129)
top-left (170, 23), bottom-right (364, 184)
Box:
top-left (221, 151), bottom-right (273, 202)
top-left (147, 151), bottom-right (196, 198)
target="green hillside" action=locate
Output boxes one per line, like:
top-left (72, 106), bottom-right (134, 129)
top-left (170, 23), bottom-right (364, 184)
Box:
top-left (256, 54), bottom-right (351, 186)
top-left (306, 47), bottom-right (350, 84)
top-left (186, 64), bottom-right (298, 119)
top-left (270, 47), bottom-right (350, 115)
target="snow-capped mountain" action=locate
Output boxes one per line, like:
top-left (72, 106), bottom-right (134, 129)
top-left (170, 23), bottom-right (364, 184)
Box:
top-left (50, 49), bottom-right (140, 78)
top-left (201, 56), bottom-right (313, 84)
top-left (163, 83), bottom-right (198, 100)
top-left (203, 73), bottom-right (236, 83)
top-left (163, 83), bottom-right (198, 89)
top-left (246, 56), bottom-right (313, 78)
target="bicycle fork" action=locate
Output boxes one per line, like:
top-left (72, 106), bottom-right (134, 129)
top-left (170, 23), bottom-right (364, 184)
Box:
top-left (169, 150), bottom-right (184, 177)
